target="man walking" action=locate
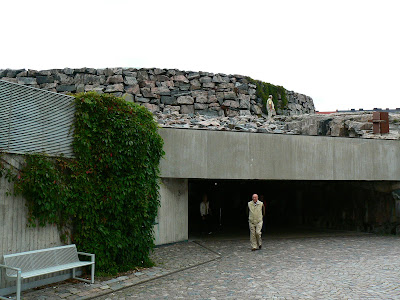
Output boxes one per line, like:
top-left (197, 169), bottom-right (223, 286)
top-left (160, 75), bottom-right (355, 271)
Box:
top-left (248, 194), bottom-right (265, 251)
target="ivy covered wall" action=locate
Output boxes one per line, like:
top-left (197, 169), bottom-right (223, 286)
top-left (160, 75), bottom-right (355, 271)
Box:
top-left (1, 93), bottom-right (164, 274)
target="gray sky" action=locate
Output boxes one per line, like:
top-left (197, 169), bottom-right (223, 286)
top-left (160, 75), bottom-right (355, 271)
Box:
top-left (1, 0), bottom-right (399, 112)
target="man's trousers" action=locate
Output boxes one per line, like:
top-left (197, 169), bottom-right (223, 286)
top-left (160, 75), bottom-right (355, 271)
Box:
top-left (249, 221), bottom-right (263, 249)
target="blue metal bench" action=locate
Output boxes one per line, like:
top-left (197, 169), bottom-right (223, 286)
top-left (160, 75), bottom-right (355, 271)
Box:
top-left (0, 245), bottom-right (95, 300)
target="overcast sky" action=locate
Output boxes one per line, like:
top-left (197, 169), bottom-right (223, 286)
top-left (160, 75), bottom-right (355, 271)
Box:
top-left (1, 0), bottom-right (399, 112)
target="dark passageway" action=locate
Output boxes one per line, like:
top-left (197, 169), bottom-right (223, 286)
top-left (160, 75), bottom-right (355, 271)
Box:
top-left (188, 179), bottom-right (399, 239)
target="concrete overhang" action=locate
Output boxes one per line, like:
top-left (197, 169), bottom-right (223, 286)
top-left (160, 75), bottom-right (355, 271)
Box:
top-left (159, 128), bottom-right (400, 181)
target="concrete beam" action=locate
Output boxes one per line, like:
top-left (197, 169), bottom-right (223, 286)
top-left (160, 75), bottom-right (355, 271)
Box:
top-left (159, 128), bottom-right (400, 181)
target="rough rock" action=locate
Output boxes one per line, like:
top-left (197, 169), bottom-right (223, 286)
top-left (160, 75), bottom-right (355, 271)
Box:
top-left (1, 67), bottom-right (317, 119)
top-left (105, 84), bottom-right (124, 93)
top-left (180, 105), bottom-right (194, 114)
top-left (177, 96), bottom-right (194, 105)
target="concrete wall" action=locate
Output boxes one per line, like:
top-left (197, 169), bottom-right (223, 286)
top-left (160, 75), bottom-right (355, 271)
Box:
top-left (0, 156), bottom-right (63, 293)
top-left (154, 178), bottom-right (188, 245)
top-left (0, 156), bottom-right (189, 251)
top-left (0, 157), bottom-right (188, 294)
top-left (159, 128), bottom-right (400, 181)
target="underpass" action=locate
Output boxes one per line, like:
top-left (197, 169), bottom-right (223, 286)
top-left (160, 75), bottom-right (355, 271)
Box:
top-left (154, 128), bottom-right (400, 245)
top-left (188, 179), bottom-right (399, 240)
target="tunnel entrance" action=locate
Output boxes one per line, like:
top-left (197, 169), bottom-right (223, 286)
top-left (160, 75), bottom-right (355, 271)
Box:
top-left (188, 179), bottom-right (400, 238)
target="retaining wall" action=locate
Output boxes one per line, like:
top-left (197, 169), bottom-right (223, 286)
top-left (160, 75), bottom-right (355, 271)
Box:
top-left (0, 68), bottom-right (315, 116)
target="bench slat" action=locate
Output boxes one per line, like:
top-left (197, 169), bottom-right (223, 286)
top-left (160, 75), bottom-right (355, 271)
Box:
top-left (3, 245), bottom-right (77, 258)
top-left (30, 250), bottom-right (57, 273)
top-left (4, 245), bottom-right (84, 278)
top-left (6, 261), bottom-right (94, 279)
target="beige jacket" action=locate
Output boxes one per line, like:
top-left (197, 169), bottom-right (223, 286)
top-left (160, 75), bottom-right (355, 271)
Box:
top-left (248, 200), bottom-right (264, 224)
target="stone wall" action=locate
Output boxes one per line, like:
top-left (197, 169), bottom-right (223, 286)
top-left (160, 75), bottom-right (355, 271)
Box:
top-left (286, 91), bottom-right (315, 115)
top-left (0, 68), bottom-right (315, 116)
top-left (155, 111), bottom-right (400, 140)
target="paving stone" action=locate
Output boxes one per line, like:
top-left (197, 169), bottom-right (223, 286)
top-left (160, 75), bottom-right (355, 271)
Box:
top-left (103, 278), bottom-right (118, 284)
top-left (116, 276), bottom-right (129, 281)
top-left (58, 293), bottom-right (71, 298)
top-left (67, 287), bottom-right (79, 294)
top-left (97, 234), bottom-right (400, 299)
top-left (110, 283), bottom-right (124, 290)
top-left (17, 233), bottom-right (400, 299)
top-left (99, 285), bottom-right (110, 290)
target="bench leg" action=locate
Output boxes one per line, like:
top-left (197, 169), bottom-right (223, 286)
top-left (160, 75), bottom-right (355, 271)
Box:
top-left (16, 271), bottom-right (21, 300)
top-left (72, 265), bottom-right (94, 284)
top-left (0, 268), bottom-right (21, 300)
top-left (0, 276), bottom-right (21, 300)
top-left (91, 263), bottom-right (95, 284)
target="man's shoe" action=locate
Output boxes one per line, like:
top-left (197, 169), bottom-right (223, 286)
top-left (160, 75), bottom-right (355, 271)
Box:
top-left (251, 248), bottom-right (257, 251)
top-left (259, 245), bottom-right (262, 249)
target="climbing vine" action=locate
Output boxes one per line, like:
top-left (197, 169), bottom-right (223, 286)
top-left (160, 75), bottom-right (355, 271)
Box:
top-left (3, 92), bottom-right (164, 274)
top-left (246, 77), bottom-right (288, 113)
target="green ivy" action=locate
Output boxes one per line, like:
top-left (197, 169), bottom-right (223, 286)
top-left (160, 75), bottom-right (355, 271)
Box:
top-left (246, 77), bottom-right (288, 113)
top-left (5, 92), bottom-right (164, 274)
top-left (0, 155), bottom-right (16, 185)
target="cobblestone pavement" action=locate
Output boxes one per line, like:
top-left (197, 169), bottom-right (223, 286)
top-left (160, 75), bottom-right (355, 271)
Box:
top-left (8, 232), bottom-right (400, 299)
top-left (98, 234), bottom-right (400, 300)
top-left (16, 242), bottom-right (219, 300)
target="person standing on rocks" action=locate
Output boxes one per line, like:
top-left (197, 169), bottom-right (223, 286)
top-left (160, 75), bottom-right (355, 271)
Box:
top-left (266, 95), bottom-right (276, 119)
top-left (247, 194), bottom-right (265, 251)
